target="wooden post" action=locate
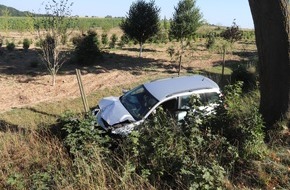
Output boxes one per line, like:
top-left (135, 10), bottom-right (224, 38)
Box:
top-left (76, 69), bottom-right (89, 113)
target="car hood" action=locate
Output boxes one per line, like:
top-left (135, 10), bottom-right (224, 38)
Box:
top-left (99, 96), bottom-right (135, 126)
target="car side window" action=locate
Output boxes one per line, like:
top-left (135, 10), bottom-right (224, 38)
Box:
top-left (161, 98), bottom-right (178, 111)
top-left (179, 92), bottom-right (219, 109)
top-left (179, 95), bottom-right (191, 110)
top-left (179, 93), bottom-right (205, 109)
top-left (205, 92), bottom-right (219, 104)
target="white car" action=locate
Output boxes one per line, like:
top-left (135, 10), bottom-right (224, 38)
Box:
top-left (92, 75), bottom-right (221, 136)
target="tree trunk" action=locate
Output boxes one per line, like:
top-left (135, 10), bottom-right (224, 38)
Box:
top-left (178, 55), bottom-right (182, 76)
top-left (248, 0), bottom-right (289, 128)
top-left (221, 46), bottom-right (226, 85)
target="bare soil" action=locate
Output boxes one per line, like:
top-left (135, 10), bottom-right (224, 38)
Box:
top-left (0, 33), bottom-right (255, 113)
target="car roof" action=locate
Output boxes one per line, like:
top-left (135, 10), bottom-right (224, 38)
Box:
top-left (143, 75), bottom-right (220, 101)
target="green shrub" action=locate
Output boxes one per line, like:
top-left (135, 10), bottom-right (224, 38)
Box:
top-left (6, 42), bottom-right (15, 51)
top-left (109, 33), bottom-right (118, 49)
top-left (119, 98), bottom-right (237, 189)
top-left (206, 32), bottom-right (216, 49)
top-left (231, 64), bottom-right (257, 92)
top-left (74, 30), bottom-right (102, 65)
top-left (101, 33), bottom-right (108, 47)
top-left (222, 82), bottom-right (266, 160)
top-left (119, 34), bottom-right (130, 48)
top-left (59, 112), bottom-right (109, 157)
top-left (23, 38), bottom-right (31, 50)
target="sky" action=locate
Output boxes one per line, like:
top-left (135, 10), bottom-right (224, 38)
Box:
top-left (0, 0), bottom-right (254, 29)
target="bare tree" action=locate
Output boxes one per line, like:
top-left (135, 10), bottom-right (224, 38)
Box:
top-left (34, 0), bottom-right (75, 86)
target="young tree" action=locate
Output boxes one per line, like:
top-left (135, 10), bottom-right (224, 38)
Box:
top-left (248, 0), bottom-right (289, 128)
top-left (221, 20), bottom-right (243, 43)
top-left (219, 20), bottom-right (242, 83)
top-left (120, 0), bottom-right (160, 57)
top-left (169, 0), bottom-right (203, 75)
top-left (34, 0), bottom-right (75, 86)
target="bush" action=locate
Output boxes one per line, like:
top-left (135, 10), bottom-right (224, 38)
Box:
top-left (119, 97), bottom-right (238, 189)
top-left (109, 33), bottom-right (118, 49)
top-left (74, 30), bottom-right (102, 65)
top-left (101, 33), bottom-right (108, 47)
top-left (231, 64), bottom-right (257, 92)
top-left (6, 42), bottom-right (15, 51)
top-left (23, 38), bottom-right (31, 50)
top-left (206, 32), bottom-right (216, 49)
top-left (119, 34), bottom-right (130, 48)
top-left (222, 82), bottom-right (266, 160)
top-left (59, 112), bottom-right (110, 157)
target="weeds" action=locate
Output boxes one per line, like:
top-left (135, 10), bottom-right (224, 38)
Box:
top-left (0, 82), bottom-right (289, 189)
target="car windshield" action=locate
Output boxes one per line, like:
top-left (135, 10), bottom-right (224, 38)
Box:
top-left (120, 85), bottom-right (158, 120)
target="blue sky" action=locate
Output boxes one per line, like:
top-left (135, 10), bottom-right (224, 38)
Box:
top-left (1, 0), bottom-right (254, 29)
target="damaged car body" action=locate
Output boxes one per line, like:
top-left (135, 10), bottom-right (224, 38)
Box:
top-left (92, 75), bottom-right (221, 136)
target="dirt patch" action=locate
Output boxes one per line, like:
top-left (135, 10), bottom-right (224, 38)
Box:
top-left (0, 34), bottom-right (256, 113)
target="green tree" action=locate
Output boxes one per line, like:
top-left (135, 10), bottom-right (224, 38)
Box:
top-left (248, 0), bottom-right (290, 128)
top-left (74, 30), bottom-right (102, 65)
top-left (34, 0), bottom-right (75, 86)
top-left (120, 0), bottom-right (160, 57)
top-left (169, 0), bottom-right (203, 75)
top-left (219, 20), bottom-right (242, 84)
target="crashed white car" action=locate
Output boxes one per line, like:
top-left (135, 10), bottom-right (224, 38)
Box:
top-left (92, 75), bottom-right (221, 136)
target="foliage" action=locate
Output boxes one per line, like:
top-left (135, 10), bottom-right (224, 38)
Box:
top-left (120, 0), bottom-right (160, 57)
top-left (169, 0), bottom-right (203, 75)
top-left (101, 33), bottom-right (108, 47)
top-left (148, 29), bottom-right (169, 44)
top-left (222, 82), bottom-right (267, 160)
top-left (22, 38), bottom-right (31, 50)
top-left (119, 34), bottom-right (130, 48)
top-left (6, 42), bottom-right (15, 51)
top-left (59, 112), bottom-right (110, 157)
top-left (109, 33), bottom-right (118, 49)
top-left (118, 97), bottom-right (236, 189)
top-left (231, 64), bottom-right (258, 92)
top-left (169, 0), bottom-right (203, 41)
top-left (74, 30), bottom-right (102, 65)
top-left (221, 20), bottom-right (243, 43)
top-left (206, 32), bottom-right (216, 49)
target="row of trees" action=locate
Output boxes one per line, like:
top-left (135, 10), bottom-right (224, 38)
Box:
top-left (121, 0), bottom-right (290, 128)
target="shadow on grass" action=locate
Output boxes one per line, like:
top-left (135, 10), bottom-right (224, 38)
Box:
top-left (0, 119), bottom-right (31, 134)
